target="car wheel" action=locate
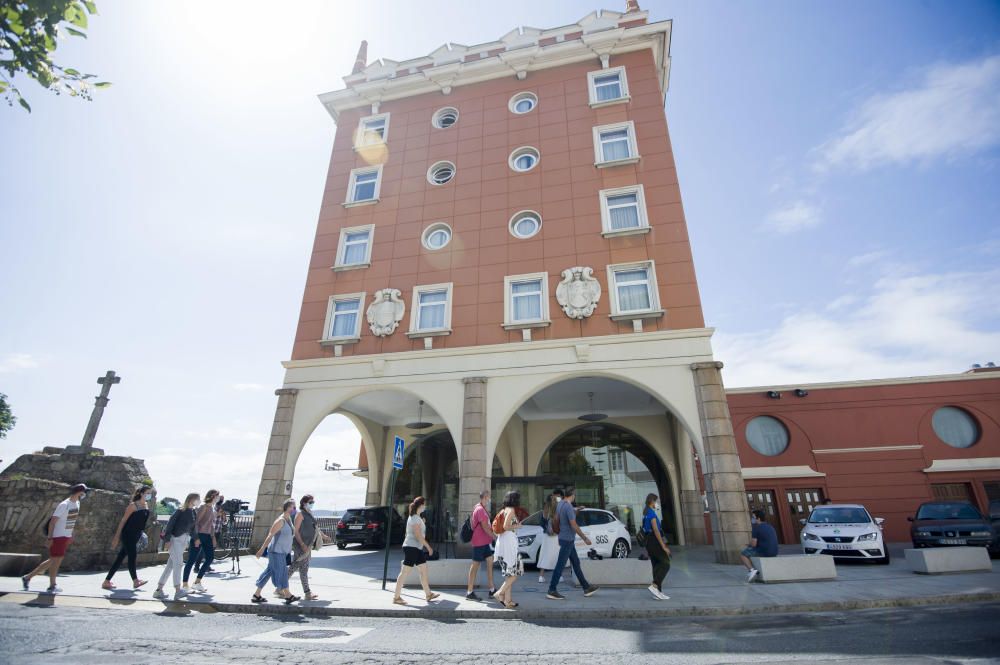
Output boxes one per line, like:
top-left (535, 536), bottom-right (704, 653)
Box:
top-left (612, 538), bottom-right (630, 559)
top-left (336, 542), bottom-right (346, 550)
top-left (875, 548), bottom-right (891, 565)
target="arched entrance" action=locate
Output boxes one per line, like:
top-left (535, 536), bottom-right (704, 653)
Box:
top-left (390, 430), bottom-right (459, 544)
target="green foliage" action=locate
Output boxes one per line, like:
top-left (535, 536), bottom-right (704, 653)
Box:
top-left (0, 1), bottom-right (110, 112)
top-left (157, 497), bottom-right (179, 515)
top-left (0, 393), bottom-right (15, 439)
top-left (88, 449), bottom-right (103, 456)
top-left (140, 476), bottom-right (154, 487)
top-left (7, 472), bottom-right (26, 480)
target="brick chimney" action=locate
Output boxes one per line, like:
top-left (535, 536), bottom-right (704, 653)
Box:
top-left (352, 40), bottom-right (368, 75)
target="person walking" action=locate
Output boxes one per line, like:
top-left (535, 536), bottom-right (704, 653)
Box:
top-left (641, 493), bottom-right (671, 600)
top-left (392, 496), bottom-right (440, 606)
top-left (102, 486), bottom-right (152, 590)
top-left (182, 489), bottom-right (218, 593)
top-left (546, 487), bottom-right (599, 600)
top-left (289, 494), bottom-right (320, 600)
top-left (492, 491), bottom-right (524, 609)
top-left (465, 489), bottom-right (496, 601)
top-left (22, 483), bottom-right (88, 593)
top-left (251, 499), bottom-right (300, 604)
top-left (153, 493), bottom-right (199, 600)
top-left (536, 490), bottom-right (562, 584)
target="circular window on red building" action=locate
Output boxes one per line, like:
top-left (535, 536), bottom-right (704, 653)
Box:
top-left (745, 416), bottom-right (789, 456)
top-left (931, 406), bottom-right (980, 448)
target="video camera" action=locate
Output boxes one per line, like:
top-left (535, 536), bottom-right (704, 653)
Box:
top-left (221, 498), bottom-right (249, 514)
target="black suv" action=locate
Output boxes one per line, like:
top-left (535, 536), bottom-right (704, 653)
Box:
top-left (908, 501), bottom-right (995, 553)
top-left (335, 506), bottom-right (405, 549)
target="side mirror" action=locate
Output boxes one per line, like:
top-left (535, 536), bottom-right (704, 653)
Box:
top-left (799, 518), bottom-right (807, 526)
top-left (906, 517), bottom-right (914, 522)
top-left (875, 517), bottom-right (885, 527)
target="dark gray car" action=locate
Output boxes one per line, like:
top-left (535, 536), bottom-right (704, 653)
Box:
top-left (908, 501), bottom-right (995, 553)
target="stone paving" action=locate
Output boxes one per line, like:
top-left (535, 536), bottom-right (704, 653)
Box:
top-left (3, 543), bottom-right (999, 619)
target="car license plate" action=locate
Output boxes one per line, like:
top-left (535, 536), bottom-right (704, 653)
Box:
top-left (828, 544), bottom-right (854, 550)
top-left (940, 538), bottom-right (965, 545)
top-left (349, 525), bottom-right (364, 530)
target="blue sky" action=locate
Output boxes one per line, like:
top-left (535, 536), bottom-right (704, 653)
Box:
top-left (2, 1), bottom-right (998, 509)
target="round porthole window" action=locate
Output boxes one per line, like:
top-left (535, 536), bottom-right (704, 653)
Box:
top-left (427, 161), bottom-right (456, 185)
top-left (509, 211), bottom-right (542, 239)
top-left (932, 406), bottom-right (980, 448)
top-left (432, 107), bottom-right (459, 129)
top-left (422, 223), bottom-right (452, 250)
top-left (509, 146), bottom-right (540, 173)
top-left (509, 92), bottom-right (538, 114)
top-left (745, 416), bottom-right (789, 456)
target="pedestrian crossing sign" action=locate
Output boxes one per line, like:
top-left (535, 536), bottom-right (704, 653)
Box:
top-left (392, 436), bottom-right (405, 470)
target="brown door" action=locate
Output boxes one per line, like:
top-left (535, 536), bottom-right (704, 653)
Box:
top-left (932, 483), bottom-right (974, 503)
top-left (745, 489), bottom-right (782, 542)
top-left (786, 488), bottom-right (825, 542)
top-left (985, 482), bottom-right (1000, 503)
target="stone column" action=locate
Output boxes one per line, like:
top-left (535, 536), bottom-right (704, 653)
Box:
top-left (456, 377), bottom-right (488, 557)
top-left (368, 425), bottom-right (388, 506)
top-left (252, 388), bottom-right (298, 546)
top-left (691, 361), bottom-right (750, 564)
top-left (676, 426), bottom-right (708, 546)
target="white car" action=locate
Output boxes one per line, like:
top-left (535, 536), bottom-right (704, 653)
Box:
top-left (800, 503), bottom-right (889, 564)
top-left (516, 508), bottom-right (632, 564)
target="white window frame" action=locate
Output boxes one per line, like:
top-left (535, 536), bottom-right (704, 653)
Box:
top-left (320, 292), bottom-right (366, 345)
top-left (587, 66), bottom-right (630, 107)
top-left (343, 165), bottom-right (383, 207)
top-left (333, 224), bottom-right (374, 271)
top-left (508, 210), bottom-right (543, 239)
top-left (354, 112), bottom-right (390, 149)
top-left (606, 260), bottom-right (664, 321)
top-left (508, 146), bottom-right (540, 173)
top-left (432, 107), bottom-right (460, 129)
top-left (407, 282), bottom-right (454, 337)
top-left (421, 222), bottom-right (452, 251)
top-left (592, 120), bottom-right (640, 167)
top-left (599, 184), bottom-right (651, 238)
top-left (508, 91), bottom-right (538, 115)
top-left (503, 272), bottom-right (551, 330)
top-left (426, 161), bottom-right (456, 186)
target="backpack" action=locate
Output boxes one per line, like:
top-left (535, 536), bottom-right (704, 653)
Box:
top-left (460, 516), bottom-right (474, 543)
top-left (492, 511), bottom-right (506, 535)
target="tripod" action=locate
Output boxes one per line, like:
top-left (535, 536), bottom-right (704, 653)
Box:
top-left (213, 513), bottom-right (242, 575)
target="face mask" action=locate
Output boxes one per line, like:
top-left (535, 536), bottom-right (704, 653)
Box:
top-left (654, 503), bottom-right (660, 511)
top-left (555, 497), bottom-right (562, 502)
top-left (308, 503), bottom-right (315, 510)
top-left (78, 494), bottom-right (85, 501)
top-left (144, 494), bottom-right (152, 501)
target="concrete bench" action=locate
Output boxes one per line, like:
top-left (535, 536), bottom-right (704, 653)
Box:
top-left (904, 547), bottom-right (992, 574)
top-left (401, 558), bottom-right (479, 587)
top-left (750, 554), bottom-right (837, 583)
top-left (0, 553), bottom-right (41, 577)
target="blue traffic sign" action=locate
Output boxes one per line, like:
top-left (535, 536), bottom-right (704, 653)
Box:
top-left (392, 436), bottom-right (405, 470)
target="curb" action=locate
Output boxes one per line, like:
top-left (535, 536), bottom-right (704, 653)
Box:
top-left (6, 591), bottom-right (999, 620)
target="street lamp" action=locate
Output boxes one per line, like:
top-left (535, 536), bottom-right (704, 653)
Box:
top-left (324, 460), bottom-right (363, 472)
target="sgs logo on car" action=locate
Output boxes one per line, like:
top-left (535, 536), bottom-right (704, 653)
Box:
top-left (595, 535), bottom-right (609, 544)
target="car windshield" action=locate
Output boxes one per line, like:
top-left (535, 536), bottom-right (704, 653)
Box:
top-left (808, 507), bottom-right (871, 524)
top-left (915, 504), bottom-right (983, 520)
top-left (343, 508), bottom-right (384, 520)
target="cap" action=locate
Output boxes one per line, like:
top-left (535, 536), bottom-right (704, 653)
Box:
top-left (70, 483), bottom-right (89, 494)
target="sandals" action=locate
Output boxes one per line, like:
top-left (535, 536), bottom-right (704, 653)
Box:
top-left (284, 595), bottom-right (300, 605)
top-left (504, 601), bottom-right (519, 609)
top-left (426, 592), bottom-right (440, 601)
top-left (250, 594), bottom-right (266, 603)
top-left (393, 597), bottom-right (407, 605)
top-left (101, 581), bottom-right (115, 590)
top-left (133, 580), bottom-right (148, 589)
top-left (304, 592), bottom-right (319, 600)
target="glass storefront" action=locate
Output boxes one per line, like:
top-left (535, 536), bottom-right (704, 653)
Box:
top-left (390, 431), bottom-right (458, 543)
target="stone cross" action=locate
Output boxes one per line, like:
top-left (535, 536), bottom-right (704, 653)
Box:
top-left (81, 371), bottom-right (122, 449)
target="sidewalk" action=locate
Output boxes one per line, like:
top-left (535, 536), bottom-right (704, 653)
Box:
top-left (3, 544), bottom-right (998, 619)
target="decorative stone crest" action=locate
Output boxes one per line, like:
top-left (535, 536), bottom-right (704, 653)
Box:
top-left (367, 288), bottom-right (405, 336)
top-left (556, 266), bottom-right (601, 319)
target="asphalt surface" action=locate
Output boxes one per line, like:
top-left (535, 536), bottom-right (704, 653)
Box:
top-left (0, 596), bottom-right (998, 664)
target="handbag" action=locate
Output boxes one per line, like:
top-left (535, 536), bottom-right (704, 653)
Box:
top-left (138, 531), bottom-right (150, 551)
top-left (636, 528), bottom-right (648, 548)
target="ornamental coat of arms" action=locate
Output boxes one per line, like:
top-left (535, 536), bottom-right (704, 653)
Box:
top-left (367, 288), bottom-right (405, 336)
top-left (555, 266), bottom-right (601, 319)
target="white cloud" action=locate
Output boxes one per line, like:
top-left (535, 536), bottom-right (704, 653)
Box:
top-left (762, 201), bottom-right (822, 234)
top-left (715, 268), bottom-right (1000, 387)
top-left (0, 353), bottom-right (40, 373)
top-left (232, 383), bottom-right (267, 392)
top-left (817, 54), bottom-right (1000, 171)
top-left (180, 426), bottom-right (265, 442)
top-left (846, 249), bottom-right (891, 268)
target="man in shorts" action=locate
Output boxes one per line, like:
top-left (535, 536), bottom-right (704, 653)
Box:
top-left (23, 483), bottom-right (89, 593)
top-left (740, 509), bottom-right (778, 582)
top-left (465, 489), bottom-right (497, 601)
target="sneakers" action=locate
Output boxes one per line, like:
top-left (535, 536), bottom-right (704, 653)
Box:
top-left (583, 585), bottom-right (600, 597)
top-left (192, 582), bottom-right (208, 593)
top-left (466, 592), bottom-right (481, 601)
top-left (746, 569), bottom-right (759, 583)
top-left (538, 575), bottom-right (545, 583)
top-left (546, 591), bottom-right (565, 600)
top-left (152, 588), bottom-right (167, 599)
top-left (21, 576), bottom-right (29, 591)
top-left (648, 584), bottom-right (661, 599)
top-left (174, 588), bottom-right (189, 599)
top-left (45, 586), bottom-right (62, 594)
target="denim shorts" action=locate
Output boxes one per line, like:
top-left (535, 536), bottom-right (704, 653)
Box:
top-left (740, 547), bottom-right (760, 558)
top-left (472, 544), bottom-right (493, 562)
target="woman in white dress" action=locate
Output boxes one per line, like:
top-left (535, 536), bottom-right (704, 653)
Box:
top-left (536, 490), bottom-right (562, 584)
top-left (493, 491), bottom-right (524, 609)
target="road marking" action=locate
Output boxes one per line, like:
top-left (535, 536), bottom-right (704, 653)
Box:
top-left (241, 625), bottom-right (373, 644)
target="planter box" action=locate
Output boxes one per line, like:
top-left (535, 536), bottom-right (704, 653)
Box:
top-left (904, 547), bottom-right (992, 574)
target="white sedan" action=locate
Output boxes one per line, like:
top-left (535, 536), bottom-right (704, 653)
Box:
top-left (800, 503), bottom-right (889, 564)
top-left (517, 508), bottom-right (632, 565)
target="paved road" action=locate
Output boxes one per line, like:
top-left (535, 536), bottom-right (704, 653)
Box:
top-left (1, 597), bottom-right (998, 664)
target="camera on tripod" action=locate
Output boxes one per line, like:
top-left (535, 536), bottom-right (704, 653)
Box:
top-left (221, 498), bottom-right (249, 514)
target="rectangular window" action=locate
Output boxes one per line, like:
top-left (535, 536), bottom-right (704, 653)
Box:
top-left (356, 113), bottom-right (389, 147)
top-left (334, 225), bottom-right (374, 269)
top-left (345, 166), bottom-right (382, 205)
top-left (408, 283), bottom-right (454, 336)
top-left (607, 261), bottom-right (662, 319)
top-left (322, 293), bottom-right (365, 342)
top-left (593, 121), bottom-right (639, 166)
top-left (503, 272), bottom-right (550, 329)
top-left (599, 185), bottom-right (649, 236)
top-left (587, 66), bottom-right (630, 106)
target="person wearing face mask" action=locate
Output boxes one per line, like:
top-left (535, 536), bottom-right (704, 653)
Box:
top-left (23, 483), bottom-right (89, 594)
top-left (252, 499), bottom-right (300, 604)
top-left (393, 496), bottom-right (440, 605)
top-left (182, 488), bottom-right (219, 593)
top-left (741, 509), bottom-right (778, 582)
top-left (154, 493), bottom-right (199, 600)
top-left (465, 489), bottom-right (496, 601)
top-left (641, 493), bottom-right (671, 600)
top-left (102, 486), bottom-right (153, 591)
top-left (289, 494), bottom-right (320, 600)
